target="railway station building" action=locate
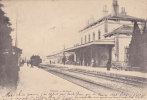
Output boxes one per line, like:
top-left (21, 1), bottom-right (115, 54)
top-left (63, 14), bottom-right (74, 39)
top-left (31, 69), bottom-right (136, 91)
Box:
top-left (46, 0), bottom-right (146, 69)
top-left (64, 0), bottom-right (146, 68)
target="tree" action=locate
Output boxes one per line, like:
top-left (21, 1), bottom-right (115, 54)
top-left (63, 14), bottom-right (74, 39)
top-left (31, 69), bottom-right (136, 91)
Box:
top-left (128, 22), bottom-right (142, 67)
top-left (140, 22), bottom-right (147, 71)
top-left (0, 3), bottom-right (19, 87)
top-left (0, 4), bottom-right (12, 50)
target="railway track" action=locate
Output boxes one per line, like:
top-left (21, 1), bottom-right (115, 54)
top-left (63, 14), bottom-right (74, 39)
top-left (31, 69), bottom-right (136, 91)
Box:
top-left (41, 64), bottom-right (147, 87)
top-left (66, 68), bottom-right (146, 87)
top-left (40, 65), bottom-right (146, 98)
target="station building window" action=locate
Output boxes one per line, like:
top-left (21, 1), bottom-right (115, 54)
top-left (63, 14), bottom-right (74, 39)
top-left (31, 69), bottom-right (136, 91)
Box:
top-left (93, 32), bottom-right (95, 41)
top-left (98, 30), bottom-right (101, 40)
top-left (89, 34), bottom-right (90, 42)
top-left (104, 20), bottom-right (108, 33)
top-left (81, 37), bottom-right (83, 44)
top-left (85, 35), bottom-right (87, 43)
top-left (124, 46), bottom-right (129, 62)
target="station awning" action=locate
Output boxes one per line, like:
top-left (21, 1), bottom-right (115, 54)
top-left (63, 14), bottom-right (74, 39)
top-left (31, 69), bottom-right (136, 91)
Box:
top-left (64, 40), bottom-right (115, 52)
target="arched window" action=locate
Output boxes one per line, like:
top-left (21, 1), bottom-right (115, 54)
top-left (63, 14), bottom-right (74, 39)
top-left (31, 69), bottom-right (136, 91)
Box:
top-left (93, 32), bottom-right (95, 41)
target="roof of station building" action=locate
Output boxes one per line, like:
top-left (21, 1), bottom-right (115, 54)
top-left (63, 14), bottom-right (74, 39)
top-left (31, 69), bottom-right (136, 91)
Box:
top-left (104, 25), bottom-right (133, 37)
top-left (80, 14), bottom-right (145, 32)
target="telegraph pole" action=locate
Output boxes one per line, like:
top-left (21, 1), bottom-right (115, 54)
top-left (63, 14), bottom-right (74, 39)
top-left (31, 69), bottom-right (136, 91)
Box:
top-left (15, 10), bottom-right (18, 47)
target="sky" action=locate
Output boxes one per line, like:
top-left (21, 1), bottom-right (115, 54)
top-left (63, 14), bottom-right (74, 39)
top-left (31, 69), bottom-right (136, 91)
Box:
top-left (1, 0), bottom-right (147, 59)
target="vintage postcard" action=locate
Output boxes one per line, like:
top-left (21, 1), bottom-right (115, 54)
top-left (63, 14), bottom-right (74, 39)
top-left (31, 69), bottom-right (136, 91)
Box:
top-left (0, 0), bottom-right (147, 100)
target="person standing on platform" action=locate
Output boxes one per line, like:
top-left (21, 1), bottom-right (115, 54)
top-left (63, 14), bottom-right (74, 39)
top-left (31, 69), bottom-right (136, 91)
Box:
top-left (50, 60), bottom-right (51, 64)
top-left (107, 60), bottom-right (111, 71)
top-left (27, 61), bottom-right (29, 66)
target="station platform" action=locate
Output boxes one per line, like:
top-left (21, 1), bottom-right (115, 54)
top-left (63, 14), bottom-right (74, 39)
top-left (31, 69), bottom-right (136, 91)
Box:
top-left (0, 64), bottom-right (94, 100)
top-left (43, 63), bottom-right (147, 83)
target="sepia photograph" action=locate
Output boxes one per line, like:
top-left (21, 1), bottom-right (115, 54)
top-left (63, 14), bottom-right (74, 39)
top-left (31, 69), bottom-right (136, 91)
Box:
top-left (0, 0), bottom-right (147, 100)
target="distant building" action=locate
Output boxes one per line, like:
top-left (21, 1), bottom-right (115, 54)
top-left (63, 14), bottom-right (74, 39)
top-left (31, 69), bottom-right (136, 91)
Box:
top-left (46, 51), bottom-right (75, 65)
top-left (46, 52), bottom-right (63, 64)
top-left (12, 46), bottom-right (22, 67)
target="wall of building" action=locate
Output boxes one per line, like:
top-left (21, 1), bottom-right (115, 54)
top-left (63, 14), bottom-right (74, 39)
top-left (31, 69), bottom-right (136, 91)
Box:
top-left (118, 35), bottom-right (131, 62)
top-left (107, 20), bottom-right (133, 33)
top-left (79, 21), bottom-right (105, 44)
top-left (79, 19), bottom-right (133, 45)
top-left (79, 19), bottom-right (134, 67)
top-left (106, 34), bottom-right (131, 66)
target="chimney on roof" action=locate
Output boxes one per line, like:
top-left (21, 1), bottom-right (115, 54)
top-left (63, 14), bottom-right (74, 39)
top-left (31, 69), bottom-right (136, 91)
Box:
top-left (121, 7), bottom-right (126, 16)
top-left (103, 5), bottom-right (108, 17)
top-left (112, 0), bottom-right (119, 16)
top-left (87, 16), bottom-right (94, 25)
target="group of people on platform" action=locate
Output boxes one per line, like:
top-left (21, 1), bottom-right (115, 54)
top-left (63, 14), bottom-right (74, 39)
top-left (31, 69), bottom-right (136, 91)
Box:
top-left (49, 56), bottom-right (111, 71)
top-left (19, 60), bottom-right (34, 67)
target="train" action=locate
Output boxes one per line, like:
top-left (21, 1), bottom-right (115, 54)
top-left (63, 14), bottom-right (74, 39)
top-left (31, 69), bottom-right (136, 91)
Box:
top-left (30, 55), bottom-right (42, 66)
